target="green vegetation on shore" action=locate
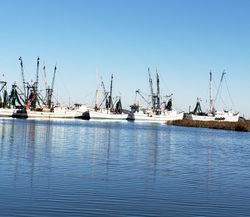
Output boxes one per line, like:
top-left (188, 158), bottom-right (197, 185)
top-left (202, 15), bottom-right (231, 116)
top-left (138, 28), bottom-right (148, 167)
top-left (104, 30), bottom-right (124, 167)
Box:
top-left (169, 120), bottom-right (250, 132)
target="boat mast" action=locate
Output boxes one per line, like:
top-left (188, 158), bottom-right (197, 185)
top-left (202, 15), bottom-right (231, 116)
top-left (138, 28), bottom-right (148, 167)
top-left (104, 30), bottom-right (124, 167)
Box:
top-left (101, 78), bottom-right (107, 98)
top-left (43, 65), bottom-right (48, 103)
top-left (156, 69), bottom-right (160, 110)
top-left (43, 64), bottom-right (48, 91)
top-left (148, 67), bottom-right (154, 109)
top-left (34, 57), bottom-right (40, 108)
top-left (19, 57), bottom-right (26, 101)
top-left (98, 78), bottom-right (107, 109)
top-left (220, 70), bottom-right (226, 83)
top-left (95, 89), bottom-right (99, 110)
top-left (109, 74), bottom-right (113, 110)
top-left (51, 66), bottom-right (56, 93)
top-left (0, 80), bottom-right (7, 92)
top-left (209, 71), bottom-right (213, 113)
top-left (0, 80), bottom-right (7, 108)
top-left (47, 65), bottom-right (56, 108)
top-left (35, 57), bottom-right (40, 93)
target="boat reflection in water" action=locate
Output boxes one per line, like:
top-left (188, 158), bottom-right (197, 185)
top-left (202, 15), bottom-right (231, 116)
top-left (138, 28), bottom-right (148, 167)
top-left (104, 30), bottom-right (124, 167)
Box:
top-left (1, 119), bottom-right (250, 216)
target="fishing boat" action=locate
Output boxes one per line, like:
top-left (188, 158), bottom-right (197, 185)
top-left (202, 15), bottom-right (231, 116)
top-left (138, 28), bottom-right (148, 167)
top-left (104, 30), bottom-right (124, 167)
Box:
top-left (0, 80), bottom-right (23, 117)
top-left (188, 71), bottom-right (239, 122)
top-left (12, 57), bottom-right (88, 119)
top-left (0, 80), bottom-right (12, 117)
top-left (127, 68), bottom-right (184, 123)
top-left (13, 104), bottom-right (88, 119)
top-left (88, 74), bottom-right (128, 121)
top-left (127, 107), bottom-right (184, 123)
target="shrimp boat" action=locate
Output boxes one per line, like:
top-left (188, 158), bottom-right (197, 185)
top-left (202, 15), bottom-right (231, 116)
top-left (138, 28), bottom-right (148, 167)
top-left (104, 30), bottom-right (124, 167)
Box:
top-left (0, 80), bottom-right (13, 117)
top-left (188, 71), bottom-right (239, 122)
top-left (12, 57), bottom-right (88, 119)
top-left (88, 74), bottom-right (128, 121)
top-left (127, 68), bottom-right (184, 123)
top-left (0, 80), bottom-right (23, 117)
top-left (13, 104), bottom-right (88, 119)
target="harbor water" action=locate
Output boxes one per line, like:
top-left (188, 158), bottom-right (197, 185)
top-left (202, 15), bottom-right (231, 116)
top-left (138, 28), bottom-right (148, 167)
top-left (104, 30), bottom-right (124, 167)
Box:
top-left (0, 118), bottom-right (250, 216)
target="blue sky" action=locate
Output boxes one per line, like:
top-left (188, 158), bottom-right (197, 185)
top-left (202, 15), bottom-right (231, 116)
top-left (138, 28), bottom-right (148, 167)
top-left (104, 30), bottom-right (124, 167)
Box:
top-left (0, 0), bottom-right (250, 117)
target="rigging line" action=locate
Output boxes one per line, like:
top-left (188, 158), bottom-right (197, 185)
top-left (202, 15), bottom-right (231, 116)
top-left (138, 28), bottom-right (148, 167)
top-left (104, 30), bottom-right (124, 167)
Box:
top-left (204, 82), bottom-right (210, 111)
top-left (133, 90), bottom-right (138, 104)
top-left (171, 98), bottom-right (182, 111)
top-left (215, 72), bottom-right (226, 106)
top-left (156, 69), bottom-right (171, 94)
top-left (91, 75), bottom-right (102, 107)
top-left (52, 94), bottom-right (60, 105)
top-left (213, 73), bottom-right (232, 111)
top-left (217, 87), bottom-right (228, 110)
top-left (134, 89), bottom-right (149, 107)
top-left (216, 80), bottom-right (230, 111)
top-left (224, 76), bottom-right (237, 111)
top-left (55, 68), bottom-right (72, 104)
top-left (42, 62), bottom-right (47, 90)
top-left (139, 89), bottom-right (149, 97)
top-left (214, 77), bottom-right (224, 109)
top-left (213, 78), bottom-right (220, 106)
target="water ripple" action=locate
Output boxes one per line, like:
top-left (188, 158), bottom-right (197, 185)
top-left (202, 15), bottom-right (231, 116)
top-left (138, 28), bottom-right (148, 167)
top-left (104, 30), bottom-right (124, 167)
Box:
top-left (1, 119), bottom-right (250, 216)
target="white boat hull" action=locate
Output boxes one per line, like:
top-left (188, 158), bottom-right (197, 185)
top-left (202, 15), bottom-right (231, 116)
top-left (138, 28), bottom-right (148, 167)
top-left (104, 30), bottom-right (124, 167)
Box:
top-left (189, 112), bottom-right (239, 122)
top-left (13, 105), bottom-right (88, 119)
top-left (89, 109), bottom-right (128, 121)
top-left (0, 108), bottom-right (15, 117)
top-left (128, 111), bottom-right (184, 123)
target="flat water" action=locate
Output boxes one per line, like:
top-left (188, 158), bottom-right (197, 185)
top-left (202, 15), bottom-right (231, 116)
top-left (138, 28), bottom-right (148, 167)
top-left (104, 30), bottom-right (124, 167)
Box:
top-left (1, 118), bottom-right (250, 216)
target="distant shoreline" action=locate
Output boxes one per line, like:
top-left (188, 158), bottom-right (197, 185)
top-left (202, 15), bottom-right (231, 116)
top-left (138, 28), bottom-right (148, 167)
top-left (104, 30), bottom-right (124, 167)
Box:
top-left (168, 119), bottom-right (250, 132)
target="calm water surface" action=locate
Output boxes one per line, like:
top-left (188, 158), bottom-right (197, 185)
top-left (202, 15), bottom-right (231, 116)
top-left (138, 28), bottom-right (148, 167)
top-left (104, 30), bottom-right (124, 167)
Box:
top-left (0, 118), bottom-right (250, 216)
